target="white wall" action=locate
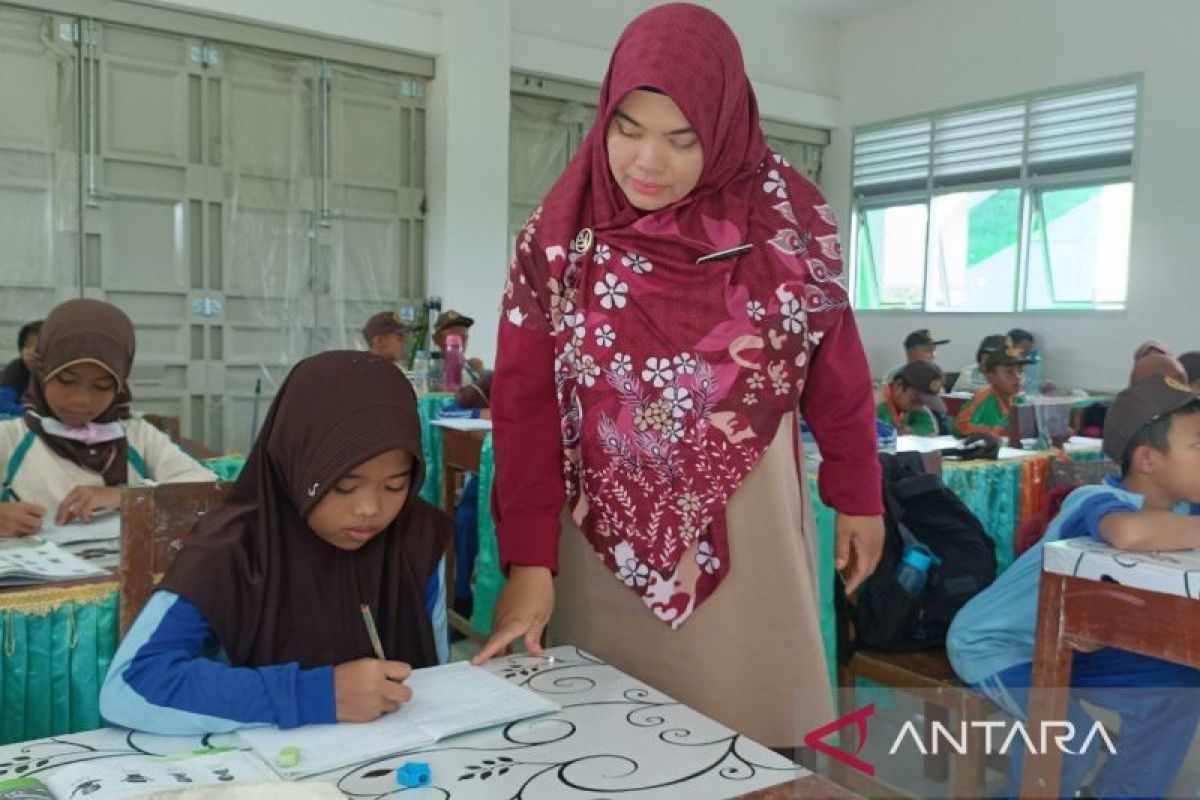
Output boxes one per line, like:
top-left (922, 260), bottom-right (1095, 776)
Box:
top-left (826, 0), bottom-right (1200, 391)
top-left (149, 0), bottom-right (843, 364)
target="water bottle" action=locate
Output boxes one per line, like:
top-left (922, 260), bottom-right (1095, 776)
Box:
top-left (894, 543), bottom-right (941, 597)
top-left (427, 351), bottom-right (444, 391)
top-left (443, 334), bottom-right (464, 390)
top-left (411, 350), bottom-right (429, 393)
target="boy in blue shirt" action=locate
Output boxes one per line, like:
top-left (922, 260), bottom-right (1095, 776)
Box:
top-left (948, 375), bottom-right (1200, 798)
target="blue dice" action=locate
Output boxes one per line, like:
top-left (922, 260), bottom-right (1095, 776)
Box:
top-left (396, 761), bottom-right (432, 788)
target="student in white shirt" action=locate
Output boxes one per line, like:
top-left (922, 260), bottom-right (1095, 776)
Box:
top-left (0, 299), bottom-right (214, 535)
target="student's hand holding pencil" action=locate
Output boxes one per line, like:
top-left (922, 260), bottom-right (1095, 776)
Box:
top-left (333, 658), bottom-right (413, 722)
top-left (0, 501), bottom-right (45, 536)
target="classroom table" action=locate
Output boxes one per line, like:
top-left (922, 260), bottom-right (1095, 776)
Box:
top-left (1020, 539), bottom-right (1200, 799)
top-left (0, 646), bottom-right (860, 799)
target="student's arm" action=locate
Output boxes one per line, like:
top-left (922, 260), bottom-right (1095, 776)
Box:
top-left (131, 421), bottom-right (218, 484)
top-left (910, 409), bottom-right (938, 436)
top-left (100, 591), bottom-right (335, 734)
top-left (1095, 506), bottom-right (1200, 551)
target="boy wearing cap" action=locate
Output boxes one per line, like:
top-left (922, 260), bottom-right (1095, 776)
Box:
top-left (885, 329), bottom-right (949, 381)
top-left (947, 375), bottom-right (1200, 798)
top-left (877, 362), bottom-right (946, 436)
top-left (362, 311), bottom-right (410, 365)
top-left (433, 309), bottom-right (485, 379)
top-left (954, 341), bottom-right (1030, 436)
top-left (951, 333), bottom-right (1007, 394)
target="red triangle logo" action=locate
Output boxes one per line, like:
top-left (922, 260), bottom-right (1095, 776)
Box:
top-left (803, 703), bottom-right (876, 776)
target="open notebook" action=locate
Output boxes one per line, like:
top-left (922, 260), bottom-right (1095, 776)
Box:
top-left (238, 660), bottom-right (560, 779)
top-left (0, 749), bottom-right (278, 800)
top-left (0, 537), bottom-right (108, 586)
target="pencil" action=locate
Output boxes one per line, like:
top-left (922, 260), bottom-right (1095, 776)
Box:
top-left (360, 603), bottom-right (387, 660)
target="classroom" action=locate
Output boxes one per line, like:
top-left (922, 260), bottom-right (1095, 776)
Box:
top-left (1, 1), bottom-right (1198, 798)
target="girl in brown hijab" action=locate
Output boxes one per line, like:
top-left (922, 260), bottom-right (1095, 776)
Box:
top-left (0, 299), bottom-right (214, 536)
top-left (100, 351), bottom-right (451, 734)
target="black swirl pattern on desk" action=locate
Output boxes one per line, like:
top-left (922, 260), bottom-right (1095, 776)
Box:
top-left (332, 647), bottom-right (796, 799)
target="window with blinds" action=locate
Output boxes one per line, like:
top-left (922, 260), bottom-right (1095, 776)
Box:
top-left (850, 79), bottom-right (1139, 312)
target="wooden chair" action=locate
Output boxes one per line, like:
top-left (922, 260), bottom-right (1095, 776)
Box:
top-left (118, 481), bottom-right (233, 637)
top-left (1048, 457), bottom-right (1119, 490)
top-left (835, 453), bottom-right (999, 797)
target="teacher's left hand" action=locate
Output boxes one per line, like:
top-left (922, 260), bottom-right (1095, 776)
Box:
top-left (835, 513), bottom-right (884, 595)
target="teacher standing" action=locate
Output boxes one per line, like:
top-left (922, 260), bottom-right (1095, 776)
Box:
top-left (475, 2), bottom-right (883, 752)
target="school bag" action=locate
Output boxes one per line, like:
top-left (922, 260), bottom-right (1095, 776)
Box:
top-left (836, 451), bottom-right (996, 656)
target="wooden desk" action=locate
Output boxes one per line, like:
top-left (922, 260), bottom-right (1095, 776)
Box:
top-left (439, 425), bottom-right (489, 643)
top-left (0, 645), bottom-right (844, 798)
top-left (1021, 539), bottom-right (1200, 798)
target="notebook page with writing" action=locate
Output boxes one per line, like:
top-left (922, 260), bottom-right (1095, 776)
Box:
top-left (43, 750), bottom-right (276, 799)
top-left (238, 661), bottom-right (559, 779)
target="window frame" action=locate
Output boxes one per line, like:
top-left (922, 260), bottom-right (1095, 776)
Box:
top-left (849, 76), bottom-right (1142, 314)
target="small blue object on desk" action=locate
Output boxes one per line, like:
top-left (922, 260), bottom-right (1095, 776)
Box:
top-left (396, 761), bottom-right (431, 788)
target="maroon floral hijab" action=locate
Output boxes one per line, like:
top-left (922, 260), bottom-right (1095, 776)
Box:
top-left (500, 3), bottom-right (849, 627)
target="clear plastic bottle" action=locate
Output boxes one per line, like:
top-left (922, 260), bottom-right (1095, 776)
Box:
top-left (410, 350), bottom-right (429, 393)
top-left (443, 334), bottom-right (464, 390)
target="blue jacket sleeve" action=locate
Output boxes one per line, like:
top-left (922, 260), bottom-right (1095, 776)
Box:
top-left (100, 591), bottom-right (336, 734)
top-left (1057, 491), bottom-right (1139, 544)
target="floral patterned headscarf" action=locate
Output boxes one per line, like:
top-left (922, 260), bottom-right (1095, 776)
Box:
top-left (500, 3), bottom-right (849, 627)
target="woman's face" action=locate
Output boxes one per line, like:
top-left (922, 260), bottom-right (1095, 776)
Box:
top-left (606, 89), bottom-right (704, 212)
top-left (306, 448), bottom-right (414, 551)
top-left (43, 361), bottom-right (118, 427)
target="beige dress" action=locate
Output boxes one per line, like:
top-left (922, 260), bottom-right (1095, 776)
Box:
top-left (550, 413), bottom-right (832, 749)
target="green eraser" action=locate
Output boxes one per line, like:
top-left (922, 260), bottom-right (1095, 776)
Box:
top-left (276, 745), bottom-right (301, 768)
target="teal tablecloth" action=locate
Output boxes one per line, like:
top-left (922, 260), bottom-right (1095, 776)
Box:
top-left (418, 393), bottom-right (454, 506)
top-left (0, 584), bottom-right (118, 745)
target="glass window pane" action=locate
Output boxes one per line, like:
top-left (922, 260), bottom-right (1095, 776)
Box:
top-left (1024, 182), bottom-right (1131, 309)
top-left (925, 188), bottom-right (1020, 312)
top-left (853, 203), bottom-right (927, 309)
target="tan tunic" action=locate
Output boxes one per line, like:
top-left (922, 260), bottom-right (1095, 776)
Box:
top-left (550, 413), bottom-right (832, 748)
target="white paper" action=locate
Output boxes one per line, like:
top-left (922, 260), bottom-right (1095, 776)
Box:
top-left (45, 750), bottom-right (276, 799)
top-left (0, 537), bottom-right (107, 586)
top-left (38, 512), bottom-right (121, 546)
top-left (430, 418), bottom-right (493, 432)
top-left (895, 435), bottom-right (960, 454)
top-left (1066, 436), bottom-right (1104, 449)
top-left (238, 661), bottom-right (559, 779)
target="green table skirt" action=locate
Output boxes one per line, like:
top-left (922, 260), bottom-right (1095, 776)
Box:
top-left (0, 584), bottom-right (118, 745)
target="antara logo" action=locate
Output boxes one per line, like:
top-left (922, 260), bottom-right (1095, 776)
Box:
top-left (805, 705), bottom-right (1117, 777)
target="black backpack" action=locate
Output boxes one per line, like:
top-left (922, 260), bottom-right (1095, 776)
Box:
top-left (836, 451), bottom-right (996, 657)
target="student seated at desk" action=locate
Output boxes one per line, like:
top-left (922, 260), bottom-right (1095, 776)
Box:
top-left (885, 328), bottom-right (948, 381)
top-left (876, 361), bottom-right (945, 436)
top-left (100, 352), bottom-right (451, 734)
top-left (0, 319), bottom-right (41, 417)
top-left (954, 342), bottom-right (1029, 438)
top-left (947, 375), bottom-right (1200, 798)
top-left (0, 300), bottom-right (214, 536)
top-left (951, 333), bottom-right (1005, 395)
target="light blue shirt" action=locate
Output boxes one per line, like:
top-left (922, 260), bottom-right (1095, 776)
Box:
top-left (946, 477), bottom-right (1195, 685)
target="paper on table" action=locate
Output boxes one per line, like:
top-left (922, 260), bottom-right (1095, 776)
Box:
top-left (238, 661), bottom-right (559, 779)
top-left (39, 512), bottom-right (121, 546)
top-left (430, 417), bottom-right (493, 432)
top-left (44, 749), bottom-right (277, 799)
top-left (0, 537), bottom-right (107, 586)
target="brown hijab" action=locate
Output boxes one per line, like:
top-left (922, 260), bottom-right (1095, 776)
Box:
top-left (25, 299), bottom-right (135, 485)
top-left (161, 351), bottom-right (450, 669)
